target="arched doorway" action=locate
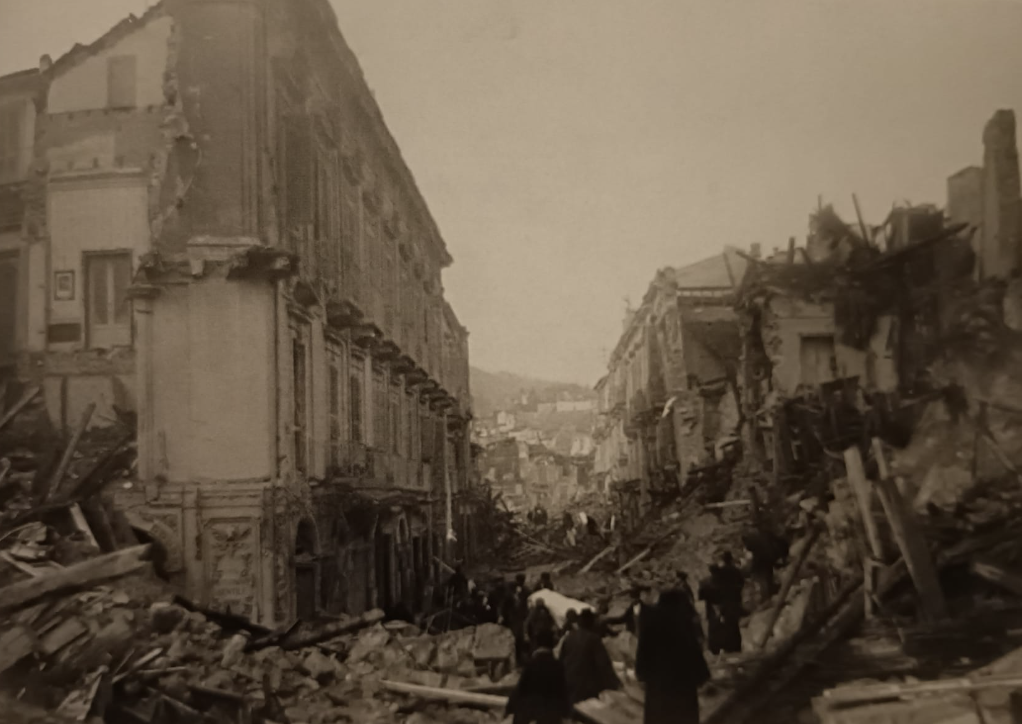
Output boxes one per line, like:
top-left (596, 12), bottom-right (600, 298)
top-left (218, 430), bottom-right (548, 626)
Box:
top-left (374, 524), bottom-right (394, 611)
top-left (295, 519), bottom-right (319, 621)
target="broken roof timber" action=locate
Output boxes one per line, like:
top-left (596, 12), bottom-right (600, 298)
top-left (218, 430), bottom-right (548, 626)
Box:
top-left (47, 3), bottom-right (166, 80)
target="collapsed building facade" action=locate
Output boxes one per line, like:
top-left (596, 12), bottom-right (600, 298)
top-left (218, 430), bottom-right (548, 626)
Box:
top-left (0, 0), bottom-right (476, 625)
top-left (593, 248), bottom-right (748, 527)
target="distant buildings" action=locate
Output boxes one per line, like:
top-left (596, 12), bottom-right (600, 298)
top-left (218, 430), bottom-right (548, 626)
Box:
top-left (474, 383), bottom-right (596, 511)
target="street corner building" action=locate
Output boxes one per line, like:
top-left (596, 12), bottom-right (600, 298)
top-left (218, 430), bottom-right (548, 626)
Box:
top-left (593, 248), bottom-right (748, 526)
top-left (0, 0), bottom-right (478, 625)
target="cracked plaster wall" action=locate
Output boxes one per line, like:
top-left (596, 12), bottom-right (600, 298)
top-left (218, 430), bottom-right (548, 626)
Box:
top-left (761, 296), bottom-right (898, 397)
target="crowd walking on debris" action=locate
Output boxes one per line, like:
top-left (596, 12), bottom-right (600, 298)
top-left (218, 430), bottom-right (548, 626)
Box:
top-left (436, 544), bottom-right (760, 724)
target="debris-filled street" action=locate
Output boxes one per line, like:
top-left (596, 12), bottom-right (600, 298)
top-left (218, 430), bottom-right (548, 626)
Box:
top-left (5, 1), bottom-right (1022, 723)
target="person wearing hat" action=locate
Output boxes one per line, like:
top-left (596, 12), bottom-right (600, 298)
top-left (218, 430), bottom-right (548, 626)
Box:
top-left (636, 589), bottom-right (710, 724)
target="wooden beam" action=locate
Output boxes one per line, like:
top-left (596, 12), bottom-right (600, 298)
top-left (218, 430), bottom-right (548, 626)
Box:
top-left (852, 193), bottom-right (870, 244)
top-left (42, 403), bottom-right (96, 503)
top-left (0, 544), bottom-right (151, 614)
top-left (843, 447), bottom-right (885, 559)
top-left (757, 523), bottom-right (822, 650)
top-left (0, 386), bottom-right (40, 432)
top-left (580, 545), bottom-right (617, 574)
top-left (970, 559), bottom-right (1022, 597)
top-left (871, 438), bottom-right (947, 621)
top-left (380, 680), bottom-right (508, 709)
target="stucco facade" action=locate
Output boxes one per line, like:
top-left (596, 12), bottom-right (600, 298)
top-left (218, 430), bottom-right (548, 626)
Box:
top-left (10, 0), bottom-right (473, 624)
top-left (593, 248), bottom-right (746, 521)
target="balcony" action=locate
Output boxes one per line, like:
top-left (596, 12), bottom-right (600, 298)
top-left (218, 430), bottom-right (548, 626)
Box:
top-left (333, 441), bottom-right (373, 479)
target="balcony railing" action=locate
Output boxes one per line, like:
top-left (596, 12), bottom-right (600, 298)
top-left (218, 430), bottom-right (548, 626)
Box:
top-left (334, 441), bottom-right (373, 478)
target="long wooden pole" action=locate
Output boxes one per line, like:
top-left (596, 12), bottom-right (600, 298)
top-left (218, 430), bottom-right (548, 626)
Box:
top-left (757, 523), bottom-right (822, 650)
top-left (843, 447), bottom-right (884, 559)
top-left (0, 387), bottom-right (40, 432)
top-left (42, 403), bottom-right (96, 503)
top-left (871, 438), bottom-right (947, 621)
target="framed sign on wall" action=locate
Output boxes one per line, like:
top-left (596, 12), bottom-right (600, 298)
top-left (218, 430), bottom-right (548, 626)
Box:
top-left (54, 270), bottom-right (75, 301)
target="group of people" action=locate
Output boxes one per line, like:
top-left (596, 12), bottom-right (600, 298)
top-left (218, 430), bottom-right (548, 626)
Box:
top-left (446, 549), bottom-right (751, 724)
top-left (504, 566), bottom-right (727, 724)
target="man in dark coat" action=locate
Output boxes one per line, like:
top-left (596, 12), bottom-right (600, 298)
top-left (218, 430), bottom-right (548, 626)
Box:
top-left (605, 586), bottom-right (652, 636)
top-left (559, 609), bottom-right (622, 704)
top-left (446, 565), bottom-right (469, 602)
top-left (514, 574), bottom-right (532, 605)
top-left (636, 589), bottom-right (711, 724)
top-left (505, 629), bottom-right (573, 724)
top-left (526, 599), bottom-right (558, 654)
top-left (698, 567), bottom-right (724, 655)
top-left (714, 552), bottom-right (745, 654)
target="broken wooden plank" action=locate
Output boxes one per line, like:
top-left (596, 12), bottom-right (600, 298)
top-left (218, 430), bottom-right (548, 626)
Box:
top-left (173, 594), bottom-right (272, 636)
top-left (0, 544), bottom-right (150, 614)
top-left (43, 403), bottom-right (96, 504)
top-left (0, 624), bottom-right (40, 675)
top-left (56, 665), bottom-right (107, 721)
top-left (579, 545), bottom-right (617, 573)
top-left (872, 438), bottom-right (947, 621)
top-left (380, 679), bottom-right (508, 709)
top-left (970, 559), bottom-right (1022, 598)
top-left (703, 500), bottom-right (753, 509)
top-left (614, 523), bottom-right (683, 576)
top-left (843, 447), bottom-right (885, 559)
top-left (757, 523), bottom-right (823, 650)
top-left (0, 386), bottom-right (40, 433)
top-left (254, 608), bottom-right (385, 651)
top-left (59, 430), bottom-right (134, 503)
top-left (0, 550), bottom-right (49, 578)
top-left (615, 548), bottom-right (650, 575)
top-left (41, 617), bottom-right (89, 655)
top-left (68, 503), bottom-right (100, 550)
top-left (818, 673), bottom-right (1022, 708)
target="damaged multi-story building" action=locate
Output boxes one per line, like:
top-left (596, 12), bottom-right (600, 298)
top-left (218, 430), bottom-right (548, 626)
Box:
top-left (735, 108), bottom-right (1022, 486)
top-left (1, 0), bottom-right (476, 624)
top-left (0, 66), bottom-right (41, 380)
top-left (593, 248), bottom-right (749, 526)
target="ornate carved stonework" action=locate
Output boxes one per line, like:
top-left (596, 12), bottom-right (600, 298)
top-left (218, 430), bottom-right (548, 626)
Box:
top-left (206, 520), bottom-right (257, 618)
top-left (272, 492), bottom-right (291, 624)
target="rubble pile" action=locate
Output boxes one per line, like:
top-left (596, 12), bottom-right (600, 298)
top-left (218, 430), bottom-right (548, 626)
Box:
top-left (0, 389), bottom-right (518, 724)
top-left (0, 566), bottom-right (520, 724)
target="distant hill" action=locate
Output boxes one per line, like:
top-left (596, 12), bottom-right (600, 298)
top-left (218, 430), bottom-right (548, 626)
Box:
top-left (470, 367), bottom-right (595, 418)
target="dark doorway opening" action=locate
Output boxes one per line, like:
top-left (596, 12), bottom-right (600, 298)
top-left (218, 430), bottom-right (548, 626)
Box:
top-left (295, 520), bottom-right (318, 620)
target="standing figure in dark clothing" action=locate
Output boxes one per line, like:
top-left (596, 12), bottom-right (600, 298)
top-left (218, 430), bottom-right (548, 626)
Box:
top-left (714, 552), bottom-right (745, 653)
top-left (538, 572), bottom-right (555, 592)
top-left (446, 565), bottom-right (469, 602)
top-left (635, 589), bottom-right (711, 724)
top-left (505, 630), bottom-right (573, 724)
top-left (698, 566), bottom-right (724, 655)
top-left (526, 599), bottom-right (558, 654)
top-left (559, 610), bottom-right (622, 704)
top-left (586, 515), bottom-right (601, 538)
top-left (514, 574), bottom-right (532, 605)
top-left (606, 586), bottom-right (653, 636)
top-left (503, 579), bottom-right (529, 665)
top-left (743, 529), bottom-right (788, 606)
top-left (674, 572), bottom-right (704, 647)
top-left (562, 609), bottom-right (579, 638)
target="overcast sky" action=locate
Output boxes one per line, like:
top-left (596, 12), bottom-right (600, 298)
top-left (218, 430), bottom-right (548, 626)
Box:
top-left (3, 0), bottom-right (1022, 384)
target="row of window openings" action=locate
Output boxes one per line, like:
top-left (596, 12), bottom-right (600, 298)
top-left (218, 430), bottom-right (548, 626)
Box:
top-left (292, 342), bottom-right (440, 476)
